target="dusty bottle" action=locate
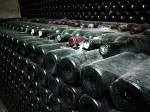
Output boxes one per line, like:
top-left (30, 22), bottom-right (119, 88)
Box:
top-left (35, 42), bottom-right (68, 67)
top-left (35, 67), bottom-right (48, 87)
top-left (27, 62), bottom-right (39, 81)
top-left (38, 87), bottom-right (52, 104)
top-left (48, 94), bottom-right (64, 112)
top-left (31, 25), bottom-right (48, 36)
top-left (83, 32), bottom-right (123, 50)
top-left (26, 40), bottom-right (56, 61)
top-left (12, 36), bottom-right (37, 53)
top-left (38, 27), bottom-right (54, 37)
top-left (79, 94), bottom-right (113, 112)
top-left (110, 58), bottom-right (150, 112)
top-left (68, 36), bottom-right (86, 47)
top-left (144, 29), bottom-right (150, 36)
top-left (39, 26), bottom-right (67, 37)
top-left (46, 33), bottom-right (62, 40)
top-left (129, 24), bottom-right (150, 34)
top-left (24, 23), bottom-right (46, 34)
top-left (62, 84), bottom-right (84, 110)
top-left (13, 54), bottom-right (23, 67)
top-left (18, 38), bottom-right (45, 56)
top-left (45, 48), bottom-right (77, 75)
top-left (6, 33), bottom-right (29, 49)
top-left (80, 52), bottom-right (148, 97)
top-left (19, 57), bottom-right (31, 73)
top-left (55, 29), bottom-right (79, 42)
top-left (99, 34), bottom-right (150, 57)
top-left (48, 76), bottom-right (64, 96)
top-left (59, 49), bottom-right (102, 84)
top-left (118, 23), bottom-right (137, 31)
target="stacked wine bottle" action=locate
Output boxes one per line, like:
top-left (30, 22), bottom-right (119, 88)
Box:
top-left (0, 20), bottom-right (150, 112)
top-left (18, 0), bottom-right (149, 23)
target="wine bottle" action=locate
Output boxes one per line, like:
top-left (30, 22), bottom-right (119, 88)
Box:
top-left (5, 33), bottom-right (29, 49)
top-left (24, 22), bottom-right (48, 34)
top-left (129, 11), bottom-right (140, 22)
top-left (68, 36), bottom-right (86, 47)
top-left (35, 42), bottom-right (68, 67)
top-left (59, 49), bottom-right (103, 84)
top-left (80, 52), bottom-right (148, 97)
top-left (61, 105), bottom-right (79, 112)
top-left (110, 58), bottom-right (150, 112)
top-left (39, 26), bottom-right (68, 37)
top-left (27, 82), bottom-right (39, 96)
top-left (18, 38), bottom-right (45, 56)
top-left (79, 94), bottom-right (113, 112)
top-left (120, 11), bottom-right (130, 22)
top-left (40, 105), bottom-right (53, 112)
top-left (45, 48), bottom-right (77, 75)
top-left (27, 62), bottom-right (39, 81)
top-left (140, 11), bottom-right (150, 23)
top-left (129, 24), bottom-right (150, 34)
top-left (118, 23), bottom-right (137, 31)
top-left (62, 84), bottom-right (84, 110)
top-left (99, 35), bottom-right (150, 57)
top-left (48, 94), bottom-right (64, 112)
top-left (55, 29), bottom-right (79, 42)
top-left (9, 35), bottom-right (34, 51)
top-left (46, 33), bottom-right (61, 40)
top-left (48, 76), bottom-right (64, 96)
top-left (31, 25), bottom-right (48, 36)
top-left (13, 54), bottom-right (23, 67)
top-left (83, 33), bottom-right (123, 50)
top-left (144, 29), bottom-right (150, 36)
top-left (38, 87), bottom-right (52, 104)
top-left (19, 57), bottom-right (31, 73)
top-left (35, 67), bottom-right (48, 87)
top-left (111, 1), bottom-right (121, 11)
top-left (38, 28), bottom-right (54, 37)
top-left (26, 40), bottom-right (56, 61)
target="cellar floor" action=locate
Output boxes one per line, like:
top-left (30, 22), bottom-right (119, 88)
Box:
top-left (0, 99), bottom-right (8, 112)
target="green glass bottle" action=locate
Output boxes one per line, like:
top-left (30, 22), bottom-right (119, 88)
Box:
top-left (83, 32), bottom-right (122, 50)
top-left (80, 52), bottom-right (148, 98)
top-left (26, 40), bottom-right (56, 61)
top-left (110, 58), bottom-right (150, 112)
top-left (62, 84), bottom-right (84, 110)
top-left (18, 38), bottom-right (45, 56)
top-left (45, 48), bottom-right (77, 75)
top-left (59, 49), bottom-right (103, 84)
top-left (56, 29), bottom-right (93, 42)
top-left (99, 34), bottom-right (150, 57)
top-left (35, 42), bottom-right (68, 67)
top-left (79, 94), bottom-right (113, 112)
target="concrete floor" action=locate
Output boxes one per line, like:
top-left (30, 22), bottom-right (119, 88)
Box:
top-left (0, 99), bottom-right (8, 112)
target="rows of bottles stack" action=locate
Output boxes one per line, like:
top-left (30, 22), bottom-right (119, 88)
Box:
top-left (18, 0), bottom-right (149, 23)
top-left (0, 18), bottom-right (150, 112)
